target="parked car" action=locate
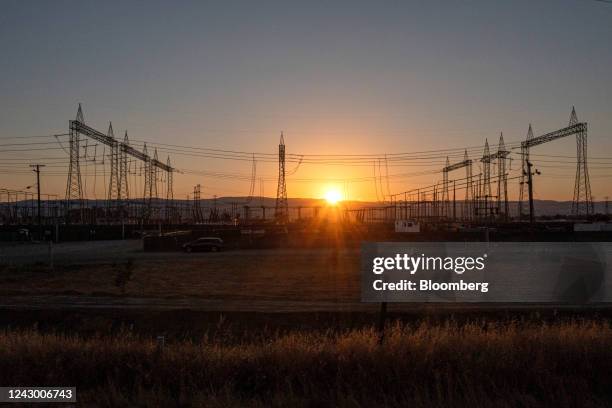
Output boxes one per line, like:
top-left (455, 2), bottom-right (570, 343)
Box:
top-left (182, 237), bottom-right (224, 253)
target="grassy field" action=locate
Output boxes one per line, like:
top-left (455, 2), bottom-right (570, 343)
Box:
top-left (2, 242), bottom-right (612, 406)
top-left (1, 320), bottom-right (611, 407)
top-left (0, 247), bottom-right (360, 303)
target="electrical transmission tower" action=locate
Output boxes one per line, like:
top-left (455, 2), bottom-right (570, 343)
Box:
top-left (193, 184), bottom-right (203, 222)
top-left (142, 143), bottom-right (152, 220)
top-left (65, 105), bottom-right (173, 224)
top-left (441, 157), bottom-right (450, 218)
top-left (119, 131), bottom-right (130, 217)
top-left (166, 156), bottom-right (174, 222)
top-left (464, 150), bottom-right (474, 219)
top-left (518, 124), bottom-right (534, 220)
top-left (519, 107), bottom-right (592, 219)
top-left (442, 150), bottom-right (473, 220)
top-left (152, 148), bottom-right (159, 201)
top-left (246, 153), bottom-right (257, 203)
top-left (496, 133), bottom-right (509, 219)
top-left (570, 107), bottom-right (593, 216)
top-left (275, 132), bottom-right (288, 222)
top-left (107, 122), bottom-right (120, 214)
top-left (119, 133), bottom-right (129, 197)
top-left (479, 133), bottom-right (510, 220)
top-left (150, 148), bottom-right (159, 220)
top-left (479, 139), bottom-right (492, 218)
top-left (65, 104), bottom-right (85, 222)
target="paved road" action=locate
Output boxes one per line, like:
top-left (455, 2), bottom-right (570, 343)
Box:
top-left (0, 295), bottom-right (372, 312)
top-left (1, 294), bottom-right (608, 313)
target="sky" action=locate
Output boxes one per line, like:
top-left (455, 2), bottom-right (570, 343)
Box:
top-left (0, 0), bottom-right (611, 202)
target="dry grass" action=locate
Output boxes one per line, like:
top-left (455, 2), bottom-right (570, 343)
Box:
top-left (0, 250), bottom-right (361, 301)
top-left (1, 320), bottom-right (612, 407)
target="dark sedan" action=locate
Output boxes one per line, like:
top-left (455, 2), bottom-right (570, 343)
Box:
top-left (182, 237), bottom-right (224, 253)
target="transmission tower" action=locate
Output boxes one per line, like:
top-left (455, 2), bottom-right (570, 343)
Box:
top-left (519, 107), bottom-right (592, 219)
top-left (442, 150), bottom-right (473, 220)
top-left (570, 107), bottom-right (593, 216)
top-left (518, 124), bottom-right (534, 219)
top-left (246, 153), bottom-right (257, 203)
top-left (275, 132), bottom-right (288, 222)
top-left (480, 139), bottom-right (492, 218)
top-left (151, 149), bottom-right (159, 220)
top-left (119, 131), bottom-right (130, 203)
top-left (193, 184), bottom-right (203, 222)
top-left (64, 105), bottom-right (174, 224)
top-left (142, 143), bottom-right (152, 220)
top-left (107, 122), bottom-right (119, 215)
top-left (166, 156), bottom-right (174, 222)
top-left (65, 104), bottom-right (84, 222)
top-left (496, 133), bottom-right (509, 219)
top-left (465, 150), bottom-right (474, 220)
top-left (209, 194), bottom-right (219, 222)
top-left (441, 157), bottom-right (450, 218)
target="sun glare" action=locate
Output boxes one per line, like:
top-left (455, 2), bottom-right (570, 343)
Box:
top-left (324, 189), bottom-right (342, 205)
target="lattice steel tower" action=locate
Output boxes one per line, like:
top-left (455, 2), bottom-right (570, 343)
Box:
top-left (480, 139), bottom-right (491, 218)
top-left (152, 148), bottom-right (159, 201)
top-left (441, 157), bottom-right (450, 218)
top-left (65, 104), bottom-right (85, 222)
top-left (166, 156), bottom-right (174, 222)
top-left (107, 122), bottom-right (119, 212)
top-left (518, 124), bottom-right (534, 219)
top-left (442, 150), bottom-right (473, 220)
top-left (497, 133), bottom-right (509, 219)
top-left (275, 132), bottom-right (288, 222)
top-left (119, 131), bottom-right (130, 204)
top-left (464, 150), bottom-right (474, 220)
top-left (518, 107), bottom-right (592, 219)
top-left (193, 184), bottom-right (203, 223)
top-left (570, 107), bottom-right (593, 216)
top-left (142, 143), bottom-right (152, 220)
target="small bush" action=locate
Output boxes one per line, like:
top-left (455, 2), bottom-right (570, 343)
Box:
top-left (114, 259), bottom-right (135, 294)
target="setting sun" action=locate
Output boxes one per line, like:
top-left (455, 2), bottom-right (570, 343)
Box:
top-left (324, 189), bottom-right (342, 205)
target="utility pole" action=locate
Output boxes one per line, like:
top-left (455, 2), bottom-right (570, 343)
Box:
top-left (528, 165), bottom-right (534, 225)
top-left (30, 164), bottom-right (45, 239)
top-left (453, 179), bottom-right (456, 221)
top-left (525, 160), bottom-right (540, 225)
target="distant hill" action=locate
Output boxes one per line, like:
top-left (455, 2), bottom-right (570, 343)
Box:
top-left (200, 197), bottom-right (607, 216)
top-left (14, 197), bottom-right (610, 216)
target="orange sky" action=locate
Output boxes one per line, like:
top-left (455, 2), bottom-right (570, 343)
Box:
top-left (1, 2), bottom-right (611, 203)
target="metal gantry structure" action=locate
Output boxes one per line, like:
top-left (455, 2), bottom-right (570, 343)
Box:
top-left (379, 107), bottom-right (593, 225)
top-left (64, 104), bottom-right (175, 224)
top-left (442, 150), bottom-right (473, 220)
top-left (192, 184), bottom-right (203, 223)
top-left (518, 107), bottom-right (593, 218)
top-left (65, 105), bottom-right (85, 221)
top-left (477, 139), bottom-right (492, 218)
top-left (119, 131), bottom-right (130, 211)
top-left (496, 134), bottom-right (510, 219)
top-left (22, 104), bottom-right (597, 228)
top-left (478, 133), bottom-right (510, 219)
top-left (518, 124), bottom-right (534, 219)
